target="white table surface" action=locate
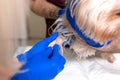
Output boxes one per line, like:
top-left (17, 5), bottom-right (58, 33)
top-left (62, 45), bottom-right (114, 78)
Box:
top-left (15, 46), bottom-right (120, 80)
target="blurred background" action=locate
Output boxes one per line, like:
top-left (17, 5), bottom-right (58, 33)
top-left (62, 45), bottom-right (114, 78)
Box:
top-left (0, 0), bottom-right (66, 78)
top-left (0, 0), bottom-right (66, 68)
top-left (0, 0), bottom-right (47, 75)
top-left (27, 10), bottom-right (46, 45)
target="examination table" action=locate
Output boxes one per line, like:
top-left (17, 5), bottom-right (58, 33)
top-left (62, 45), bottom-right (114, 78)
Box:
top-left (14, 46), bottom-right (120, 80)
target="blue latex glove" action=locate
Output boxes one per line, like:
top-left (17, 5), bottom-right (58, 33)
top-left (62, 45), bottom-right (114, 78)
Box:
top-left (58, 9), bottom-right (65, 17)
top-left (11, 32), bottom-right (66, 80)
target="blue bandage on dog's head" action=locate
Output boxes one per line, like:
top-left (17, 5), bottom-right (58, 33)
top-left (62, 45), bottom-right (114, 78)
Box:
top-left (66, 0), bottom-right (112, 48)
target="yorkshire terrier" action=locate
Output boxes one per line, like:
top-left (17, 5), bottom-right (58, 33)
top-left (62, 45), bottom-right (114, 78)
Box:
top-left (49, 0), bottom-right (120, 63)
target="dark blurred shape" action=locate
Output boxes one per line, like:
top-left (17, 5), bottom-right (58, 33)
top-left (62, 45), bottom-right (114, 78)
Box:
top-left (46, 0), bottom-right (67, 37)
top-left (47, 0), bottom-right (66, 8)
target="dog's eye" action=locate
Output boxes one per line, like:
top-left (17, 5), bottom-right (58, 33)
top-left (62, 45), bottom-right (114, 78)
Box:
top-left (116, 12), bottom-right (120, 16)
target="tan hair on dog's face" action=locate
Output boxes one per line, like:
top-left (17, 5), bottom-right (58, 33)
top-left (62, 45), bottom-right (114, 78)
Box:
top-left (75, 0), bottom-right (120, 44)
top-left (52, 0), bottom-right (120, 61)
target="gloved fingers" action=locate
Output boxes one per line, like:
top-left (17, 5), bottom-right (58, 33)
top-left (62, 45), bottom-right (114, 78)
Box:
top-left (17, 53), bottom-right (27, 64)
top-left (41, 32), bottom-right (58, 46)
top-left (25, 47), bottom-right (53, 62)
top-left (50, 46), bottom-right (66, 74)
top-left (42, 47), bottom-right (53, 59)
top-left (51, 44), bottom-right (66, 66)
top-left (54, 56), bottom-right (66, 73)
top-left (35, 32), bottom-right (58, 48)
top-left (58, 55), bottom-right (66, 67)
top-left (51, 44), bottom-right (60, 58)
top-left (25, 32), bottom-right (58, 60)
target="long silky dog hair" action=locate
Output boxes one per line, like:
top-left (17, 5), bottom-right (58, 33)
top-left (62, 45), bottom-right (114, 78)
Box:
top-left (49, 0), bottom-right (120, 62)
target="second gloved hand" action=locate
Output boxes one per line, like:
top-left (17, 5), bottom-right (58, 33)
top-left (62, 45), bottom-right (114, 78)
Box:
top-left (11, 32), bottom-right (66, 80)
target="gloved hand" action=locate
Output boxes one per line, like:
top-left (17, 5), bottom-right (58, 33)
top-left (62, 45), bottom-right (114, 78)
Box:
top-left (58, 9), bottom-right (65, 17)
top-left (11, 32), bottom-right (66, 80)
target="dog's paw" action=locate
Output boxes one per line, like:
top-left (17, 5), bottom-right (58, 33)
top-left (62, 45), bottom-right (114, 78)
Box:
top-left (100, 53), bottom-right (115, 63)
top-left (106, 54), bottom-right (115, 63)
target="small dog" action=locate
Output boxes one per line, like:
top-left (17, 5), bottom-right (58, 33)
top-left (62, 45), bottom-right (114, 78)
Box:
top-left (50, 0), bottom-right (120, 63)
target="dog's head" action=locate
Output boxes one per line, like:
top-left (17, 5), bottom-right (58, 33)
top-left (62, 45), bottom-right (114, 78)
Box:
top-left (52, 0), bottom-right (120, 57)
top-left (74, 0), bottom-right (120, 43)
top-left (66, 0), bottom-right (120, 53)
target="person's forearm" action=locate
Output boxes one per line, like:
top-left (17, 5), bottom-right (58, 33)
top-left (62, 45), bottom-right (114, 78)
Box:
top-left (0, 58), bottom-right (21, 80)
top-left (31, 0), bottom-right (60, 19)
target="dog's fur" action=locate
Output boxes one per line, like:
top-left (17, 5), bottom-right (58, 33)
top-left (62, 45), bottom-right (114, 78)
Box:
top-left (51, 0), bottom-right (120, 63)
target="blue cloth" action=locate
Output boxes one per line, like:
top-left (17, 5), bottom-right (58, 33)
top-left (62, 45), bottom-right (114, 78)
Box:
top-left (11, 32), bottom-right (66, 80)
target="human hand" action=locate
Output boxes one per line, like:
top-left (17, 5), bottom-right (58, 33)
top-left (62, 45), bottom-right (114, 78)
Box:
top-left (31, 0), bottom-right (60, 19)
top-left (11, 32), bottom-right (66, 80)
